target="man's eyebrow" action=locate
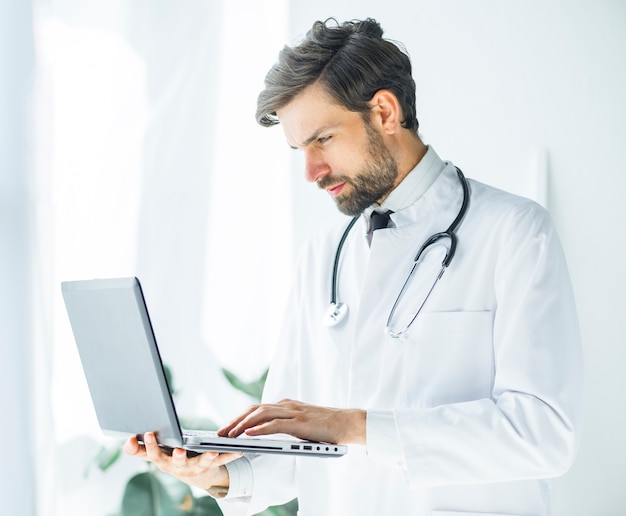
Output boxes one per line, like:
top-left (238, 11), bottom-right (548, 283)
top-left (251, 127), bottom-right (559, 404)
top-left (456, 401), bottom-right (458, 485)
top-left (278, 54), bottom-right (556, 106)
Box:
top-left (288, 127), bottom-right (332, 150)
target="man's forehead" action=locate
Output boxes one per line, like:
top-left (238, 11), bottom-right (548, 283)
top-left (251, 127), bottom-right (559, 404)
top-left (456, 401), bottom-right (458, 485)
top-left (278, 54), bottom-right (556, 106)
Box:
top-left (276, 86), bottom-right (356, 148)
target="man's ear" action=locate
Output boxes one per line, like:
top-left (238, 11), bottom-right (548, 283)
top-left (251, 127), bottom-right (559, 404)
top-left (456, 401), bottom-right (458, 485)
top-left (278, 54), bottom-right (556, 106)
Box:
top-left (369, 90), bottom-right (402, 135)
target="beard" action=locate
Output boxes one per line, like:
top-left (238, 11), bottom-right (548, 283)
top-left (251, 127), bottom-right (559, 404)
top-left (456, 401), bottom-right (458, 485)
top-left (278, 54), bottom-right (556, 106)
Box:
top-left (317, 123), bottom-right (399, 216)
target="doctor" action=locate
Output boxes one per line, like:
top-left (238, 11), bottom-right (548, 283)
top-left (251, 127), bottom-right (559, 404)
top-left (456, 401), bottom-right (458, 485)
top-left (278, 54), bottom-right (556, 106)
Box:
top-left (125, 18), bottom-right (583, 516)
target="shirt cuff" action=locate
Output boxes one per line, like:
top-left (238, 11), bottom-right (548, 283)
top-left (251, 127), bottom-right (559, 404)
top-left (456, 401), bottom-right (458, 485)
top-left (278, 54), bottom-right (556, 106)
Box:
top-left (366, 410), bottom-right (405, 468)
top-left (218, 455), bottom-right (254, 499)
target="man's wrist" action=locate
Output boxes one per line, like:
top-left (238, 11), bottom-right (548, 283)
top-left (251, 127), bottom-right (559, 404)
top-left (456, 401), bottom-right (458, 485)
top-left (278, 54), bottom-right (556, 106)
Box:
top-left (207, 485), bottom-right (229, 498)
top-left (340, 409), bottom-right (366, 445)
top-left (207, 465), bottom-right (230, 498)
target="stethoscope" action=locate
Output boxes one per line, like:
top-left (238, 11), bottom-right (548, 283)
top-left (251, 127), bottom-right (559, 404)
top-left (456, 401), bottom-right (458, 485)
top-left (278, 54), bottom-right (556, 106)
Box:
top-left (322, 167), bottom-right (470, 338)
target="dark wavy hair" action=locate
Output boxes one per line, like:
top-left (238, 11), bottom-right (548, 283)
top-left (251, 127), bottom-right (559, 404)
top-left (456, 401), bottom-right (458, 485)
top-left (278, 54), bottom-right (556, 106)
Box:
top-left (256, 18), bottom-right (418, 132)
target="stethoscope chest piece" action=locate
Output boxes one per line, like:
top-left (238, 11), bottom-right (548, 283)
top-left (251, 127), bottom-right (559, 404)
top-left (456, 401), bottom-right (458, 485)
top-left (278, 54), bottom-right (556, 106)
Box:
top-left (322, 302), bottom-right (348, 326)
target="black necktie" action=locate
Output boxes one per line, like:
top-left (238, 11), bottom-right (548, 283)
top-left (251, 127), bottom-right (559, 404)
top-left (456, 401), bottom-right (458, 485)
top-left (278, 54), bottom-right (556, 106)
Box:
top-left (370, 210), bottom-right (393, 232)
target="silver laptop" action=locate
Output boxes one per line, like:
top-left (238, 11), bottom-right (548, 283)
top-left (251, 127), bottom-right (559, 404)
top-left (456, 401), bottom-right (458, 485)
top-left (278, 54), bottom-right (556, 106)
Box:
top-left (61, 277), bottom-right (346, 458)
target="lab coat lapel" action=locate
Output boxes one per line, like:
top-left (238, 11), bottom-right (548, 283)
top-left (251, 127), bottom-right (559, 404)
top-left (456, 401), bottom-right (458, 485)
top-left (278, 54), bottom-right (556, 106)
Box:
top-left (345, 165), bottom-right (465, 407)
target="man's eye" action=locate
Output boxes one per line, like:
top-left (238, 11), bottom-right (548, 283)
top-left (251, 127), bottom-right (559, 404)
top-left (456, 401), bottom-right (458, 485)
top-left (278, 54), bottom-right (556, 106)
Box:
top-left (318, 136), bottom-right (331, 144)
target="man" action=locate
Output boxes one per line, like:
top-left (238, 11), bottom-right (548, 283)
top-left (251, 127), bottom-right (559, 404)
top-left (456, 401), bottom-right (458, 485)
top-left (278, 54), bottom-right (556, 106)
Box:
top-left (125, 18), bottom-right (583, 515)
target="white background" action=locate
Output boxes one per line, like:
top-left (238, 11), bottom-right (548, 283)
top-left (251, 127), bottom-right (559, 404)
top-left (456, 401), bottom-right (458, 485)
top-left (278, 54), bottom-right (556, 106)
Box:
top-left (1, 0), bottom-right (625, 514)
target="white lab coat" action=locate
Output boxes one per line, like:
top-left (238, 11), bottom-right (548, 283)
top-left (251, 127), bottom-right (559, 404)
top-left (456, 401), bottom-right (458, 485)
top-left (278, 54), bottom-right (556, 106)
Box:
top-left (220, 162), bottom-right (583, 516)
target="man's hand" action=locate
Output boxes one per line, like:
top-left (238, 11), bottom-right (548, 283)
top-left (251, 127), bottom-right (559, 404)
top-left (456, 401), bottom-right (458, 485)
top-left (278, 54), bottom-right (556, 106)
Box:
top-left (217, 399), bottom-right (366, 445)
top-left (123, 432), bottom-right (241, 492)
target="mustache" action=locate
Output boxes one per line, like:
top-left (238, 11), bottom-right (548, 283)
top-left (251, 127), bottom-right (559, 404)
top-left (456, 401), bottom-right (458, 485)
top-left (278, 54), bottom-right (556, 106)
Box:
top-left (317, 175), bottom-right (351, 190)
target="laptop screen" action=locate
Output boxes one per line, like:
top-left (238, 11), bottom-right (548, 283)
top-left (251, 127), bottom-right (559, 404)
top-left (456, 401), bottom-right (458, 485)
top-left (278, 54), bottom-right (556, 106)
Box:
top-left (62, 277), bottom-right (184, 448)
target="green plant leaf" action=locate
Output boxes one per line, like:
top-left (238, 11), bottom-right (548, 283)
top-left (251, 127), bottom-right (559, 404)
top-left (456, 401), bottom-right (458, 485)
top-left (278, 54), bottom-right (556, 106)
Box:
top-left (189, 495), bottom-right (223, 515)
top-left (96, 443), bottom-right (123, 472)
top-left (84, 442), bottom-right (123, 478)
top-left (121, 470), bottom-right (193, 516)
top-left (178, 416), bottom-right (219, 432)
top-left (221, 368), bottom-right (268, 401)
top-left (258, 498), bottom-right (298, 516)
top-left (120, 470), bottom-right (227, 515)
top-left (163, 364), bottom-right (176, 396)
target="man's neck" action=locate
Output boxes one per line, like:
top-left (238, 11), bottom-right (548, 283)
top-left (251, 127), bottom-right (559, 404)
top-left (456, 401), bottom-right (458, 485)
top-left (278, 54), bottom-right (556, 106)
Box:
top-left (374, 144), bottom-right (446, 214)
top-left (393, 133), bottom-right (428, 188)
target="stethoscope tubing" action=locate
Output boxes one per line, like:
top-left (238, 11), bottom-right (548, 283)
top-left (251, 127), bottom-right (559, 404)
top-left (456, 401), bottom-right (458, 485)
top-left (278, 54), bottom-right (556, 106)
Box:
top-left (329, 215), bottom-right (359, 306)
top-left (325, 167), bottom-right (470, 335)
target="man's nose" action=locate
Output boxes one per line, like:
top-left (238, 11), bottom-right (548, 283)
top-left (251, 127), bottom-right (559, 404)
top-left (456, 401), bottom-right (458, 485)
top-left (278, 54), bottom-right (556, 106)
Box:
top-left (304, 149), bottom-right (330, 183)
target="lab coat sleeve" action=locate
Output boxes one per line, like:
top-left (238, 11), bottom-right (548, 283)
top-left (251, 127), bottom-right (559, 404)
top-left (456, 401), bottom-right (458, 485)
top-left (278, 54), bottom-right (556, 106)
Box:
top-left (217, 453), bottom-right (297, 516)
top-left (222, 455), bottom-right (254, 499)
top-left (366, 410), bottom-right (404, 467)
top-left (385, 202), bottom-right (583, 487)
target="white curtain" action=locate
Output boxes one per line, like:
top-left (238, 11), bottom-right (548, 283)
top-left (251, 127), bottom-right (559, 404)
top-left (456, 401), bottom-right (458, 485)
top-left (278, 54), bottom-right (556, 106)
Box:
top-left (28, 1), bottom-right (289, 514)
top-left (0, 0), bottom-right (36, 514)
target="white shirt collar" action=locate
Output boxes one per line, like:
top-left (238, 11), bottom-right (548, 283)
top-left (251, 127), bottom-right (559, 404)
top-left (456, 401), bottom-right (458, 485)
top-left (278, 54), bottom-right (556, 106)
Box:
top-left (364, 145), bottom-right (446, 221)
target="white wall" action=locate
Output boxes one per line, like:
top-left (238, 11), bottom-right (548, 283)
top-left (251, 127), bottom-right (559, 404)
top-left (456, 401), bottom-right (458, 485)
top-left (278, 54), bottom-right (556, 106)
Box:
top-left (283, 1), bottom-right (626, 513)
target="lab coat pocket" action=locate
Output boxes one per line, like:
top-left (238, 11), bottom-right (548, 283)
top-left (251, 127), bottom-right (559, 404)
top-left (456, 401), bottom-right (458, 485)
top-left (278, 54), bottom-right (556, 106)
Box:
top-left (402, 310), bottom-right (494, 407)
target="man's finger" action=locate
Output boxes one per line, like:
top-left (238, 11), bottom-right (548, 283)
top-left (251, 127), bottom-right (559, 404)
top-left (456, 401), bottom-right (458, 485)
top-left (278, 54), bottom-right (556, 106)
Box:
top-left (198, 451), bottom-right (220, 466)
top-left (211, 452), bottom-right (243, 467)
top-left (171, 447), bottom-right (188, 468)
top-left (217, 414), bottom-right (254, 437)
top-left (123, 436), bottom-right (139, 454)
top-left (143, 432), bottom-right (164, 461)
top-left (228, 405), bottom-right (294, 437)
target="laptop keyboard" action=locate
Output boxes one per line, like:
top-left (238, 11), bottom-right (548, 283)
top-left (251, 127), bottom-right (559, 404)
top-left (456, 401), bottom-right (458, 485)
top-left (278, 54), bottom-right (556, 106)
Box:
top-left (182, 429), bottom-right (219, 438)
